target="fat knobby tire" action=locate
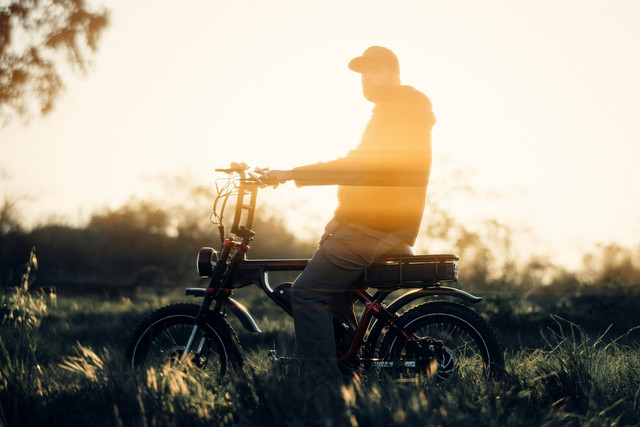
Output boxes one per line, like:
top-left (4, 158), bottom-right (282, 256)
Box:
top-left (127, 303), bottom-right (243, 375)
top-left (380, 301), bottom-right (504, 379)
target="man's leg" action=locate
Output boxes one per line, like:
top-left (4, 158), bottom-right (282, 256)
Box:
top-left (291, 252), bottom-right (354, 381)
top-left (291, 224), bottom-right (402, 381)
top-left (328, 292), bottom-right (358, 355)
top-left (328, 241), bottom-right (413, 355)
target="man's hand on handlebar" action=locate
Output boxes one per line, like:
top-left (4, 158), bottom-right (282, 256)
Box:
top-left (263, 170), bottom-right (294, 186)
top-left (215, 163), bottom-right (292, 188)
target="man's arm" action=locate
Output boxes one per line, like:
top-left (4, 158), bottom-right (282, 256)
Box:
top-left (266, 169), bottom-right (294, 183)
top-left (284, 150), bottom-right (430, 187)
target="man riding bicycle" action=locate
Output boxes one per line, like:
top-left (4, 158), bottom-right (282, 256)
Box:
top-left (268, 46), bottom-right (436, 382)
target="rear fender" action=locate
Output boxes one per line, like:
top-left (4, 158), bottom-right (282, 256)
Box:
top-left (386, 287), bottom-right (482, 313)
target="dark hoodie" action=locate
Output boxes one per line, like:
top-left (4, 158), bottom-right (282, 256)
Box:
top-left (291, 85), bottom-right (435, 245)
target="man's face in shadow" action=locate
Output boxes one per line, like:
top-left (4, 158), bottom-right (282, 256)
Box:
top-left (360, 64), bottom-right (398, 102)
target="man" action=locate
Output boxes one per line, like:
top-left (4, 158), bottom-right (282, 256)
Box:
top-left (268, 46), bottom-right (435, 381)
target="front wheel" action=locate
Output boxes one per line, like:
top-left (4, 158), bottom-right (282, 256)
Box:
top-left (127, 303), bottom-right (242, 378)
top-left (379, 301), bottom-right (503, 384)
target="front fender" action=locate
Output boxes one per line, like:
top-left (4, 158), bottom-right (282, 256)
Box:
top-left (187, 288), bottom-right (261, 333)
top-left (221, 297), bottom-right (261, 333)
top-left (363, 286), bottom-right (481, 360)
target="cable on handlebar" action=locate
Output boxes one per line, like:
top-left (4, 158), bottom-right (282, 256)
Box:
top-left (210, 174), bottom-right (239, 245)
top-left (210, 163), bottom-right (270, 245)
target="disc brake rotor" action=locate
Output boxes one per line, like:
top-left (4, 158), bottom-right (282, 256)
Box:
top-left (434, 344), bottom-right (457, 382)
top-left (162, 345), bottom-right (209, 368)
top-left (405, 339), bottom-right (458, 383)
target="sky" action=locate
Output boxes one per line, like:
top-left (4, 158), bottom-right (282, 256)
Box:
top-left (1, 0), bottom-right (640, 269)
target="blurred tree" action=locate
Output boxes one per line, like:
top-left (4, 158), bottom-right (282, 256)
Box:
top-left (88, 201), bottom-right (171, 236)
top-left (0, 193), bottom-right (21, 234)
top-left (0, 0), bottom-right (109, 124)
top-left (10, 189), bottom-right (316, 289)
top-left (580, 243), bottom-right (640, 293)
top-left (0, 169), bottom-right (20, 234)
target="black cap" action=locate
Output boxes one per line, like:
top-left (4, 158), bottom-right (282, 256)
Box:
top-left (348, 46), bottom-right (399, 73)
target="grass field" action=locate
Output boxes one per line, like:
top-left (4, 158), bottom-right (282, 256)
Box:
top-left (2, 285), bottom-right (640, 426)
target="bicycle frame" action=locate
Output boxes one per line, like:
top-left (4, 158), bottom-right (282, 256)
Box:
top-left (183, 164), bottom-right (480, 364)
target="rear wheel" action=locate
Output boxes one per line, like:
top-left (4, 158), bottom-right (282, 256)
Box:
top-left (379, 301), bottom-right (503, 385)
top-left (128, 303), bottom-right (242, 378)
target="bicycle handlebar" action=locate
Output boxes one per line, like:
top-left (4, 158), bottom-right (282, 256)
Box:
top-left (215, 162), bottom-right (290, 188)
top-left (214, 161), bottom-right (249, 175)
top-left (213, 162), bottom-right (285, 243)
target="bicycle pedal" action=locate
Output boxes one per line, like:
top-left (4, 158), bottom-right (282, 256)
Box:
top-left (267, 350), bottom-right (279, 362)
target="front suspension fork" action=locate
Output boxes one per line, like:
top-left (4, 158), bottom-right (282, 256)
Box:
top-left (183, 238), bottom-right (247, 358)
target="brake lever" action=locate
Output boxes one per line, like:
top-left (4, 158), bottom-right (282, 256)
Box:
top-left (254, 166), bottom-right (269, 174)
top-left (247, 170), bottom-right (266, 187)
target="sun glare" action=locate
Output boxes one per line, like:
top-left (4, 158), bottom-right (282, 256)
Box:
top-left (1, 0), bottom-right (639, 268)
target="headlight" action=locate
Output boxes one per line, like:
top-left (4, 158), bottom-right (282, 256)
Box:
top-left (196, 247), bottom-right (218, 277)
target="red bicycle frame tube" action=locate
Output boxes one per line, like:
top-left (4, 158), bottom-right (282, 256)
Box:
top-left (337, 289), bottom-right (415, 362)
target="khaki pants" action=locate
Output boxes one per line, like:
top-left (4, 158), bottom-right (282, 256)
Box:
top-left (291, 223), bottom-right (410, 380)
